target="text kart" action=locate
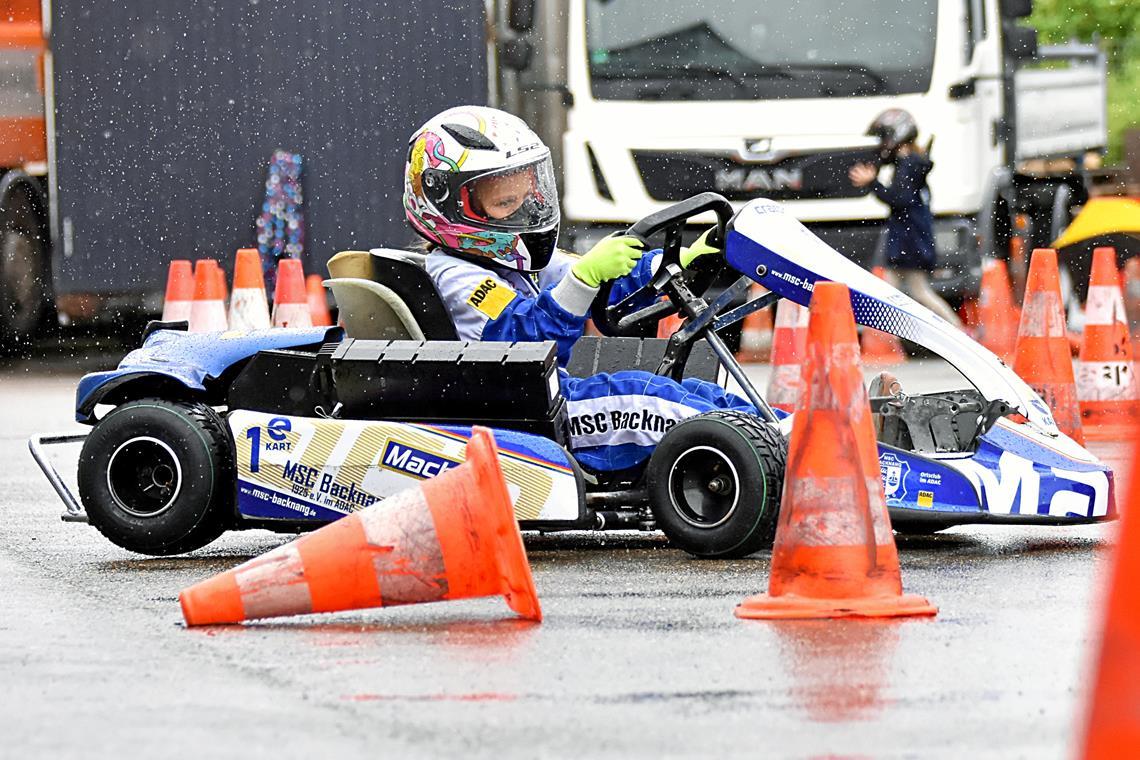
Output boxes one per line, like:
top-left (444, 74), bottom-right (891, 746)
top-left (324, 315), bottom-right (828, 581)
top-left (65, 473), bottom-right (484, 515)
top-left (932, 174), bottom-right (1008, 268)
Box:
top-left (32, 194), bottom-right (1115, 557)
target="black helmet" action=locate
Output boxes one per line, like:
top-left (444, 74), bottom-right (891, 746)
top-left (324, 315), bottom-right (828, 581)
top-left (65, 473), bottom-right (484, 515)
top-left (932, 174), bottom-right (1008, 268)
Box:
top-left (867, 109), bottom-right (919, 162)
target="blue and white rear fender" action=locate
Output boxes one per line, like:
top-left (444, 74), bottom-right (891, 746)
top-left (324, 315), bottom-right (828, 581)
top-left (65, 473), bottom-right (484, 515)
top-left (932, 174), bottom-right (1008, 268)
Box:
top-left (75, 326), bottom-right (340, 423)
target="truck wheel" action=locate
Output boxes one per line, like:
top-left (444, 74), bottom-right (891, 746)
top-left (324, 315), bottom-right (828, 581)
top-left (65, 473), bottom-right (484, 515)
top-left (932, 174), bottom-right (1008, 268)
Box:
top-left (78, 399), bottom-right (234, 555)
top-left (646, 410), bottom-right (786, 558)
top-left (0, 184), bottom-right (49, 355)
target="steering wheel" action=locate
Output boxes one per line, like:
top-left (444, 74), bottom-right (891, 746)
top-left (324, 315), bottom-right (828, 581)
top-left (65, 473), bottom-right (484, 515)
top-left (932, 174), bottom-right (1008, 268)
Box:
top-left (590, 192), bottom-right (734, 337)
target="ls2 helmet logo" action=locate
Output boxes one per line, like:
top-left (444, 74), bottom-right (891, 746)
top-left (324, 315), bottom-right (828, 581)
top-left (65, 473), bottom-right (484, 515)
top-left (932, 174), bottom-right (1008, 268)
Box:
top-left (879, 452), bottom-right (910, 505)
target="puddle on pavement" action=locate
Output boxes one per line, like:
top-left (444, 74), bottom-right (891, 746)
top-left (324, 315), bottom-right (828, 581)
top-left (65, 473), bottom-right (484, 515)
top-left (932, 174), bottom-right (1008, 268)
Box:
top-left (774, 619), bottom-right (910, 723)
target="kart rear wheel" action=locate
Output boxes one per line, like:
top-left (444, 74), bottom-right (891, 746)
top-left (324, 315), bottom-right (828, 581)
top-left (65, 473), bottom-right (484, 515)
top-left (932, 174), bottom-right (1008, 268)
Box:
top-left (647, 410), bottom-right (786, 558)
top-left (78, 399), bottom-right (234, 555)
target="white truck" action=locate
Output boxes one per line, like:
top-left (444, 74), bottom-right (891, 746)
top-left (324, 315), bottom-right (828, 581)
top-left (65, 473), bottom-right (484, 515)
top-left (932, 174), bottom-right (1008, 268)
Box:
top-left (495, 0), bottom-right (1107, 303)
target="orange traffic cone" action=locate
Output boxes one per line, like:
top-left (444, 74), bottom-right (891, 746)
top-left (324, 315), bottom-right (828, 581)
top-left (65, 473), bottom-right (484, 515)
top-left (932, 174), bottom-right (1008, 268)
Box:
top-left (228, 248), bottom-right (271, 330)
top-left (656, 310), bottom-right (683, 340)
top-left (179, 426), bottom-right (541, 626)
top-left (861, 267), bottom-right (907, 366)
top-left (188, 259), bottom-right (228, 332)
top-left (272, 258), bottom-right (312, 328)
top-left (767, 298), bottom-right (809, 412)
top-left (1123, 257), bottom-right (1140, 345)
top-left (1080, 441), bottom-right (1140, 758)
top-left (978, 258), bottom-right (1018, 361)
top-left (306, 274), bottom-right (333, 327)
top-left (1013, 248), bottom-right (1084, 444)
top-left (214, 262), bottom-right (228, 309)
top-left (1078, 247), bottom-right (1139, 439)
top-left (736, 281), bottom-right (936, 620)
top-left (160, 260), bottom-right (194, 323)
top-left (736, 284), bottom-right (773, 363)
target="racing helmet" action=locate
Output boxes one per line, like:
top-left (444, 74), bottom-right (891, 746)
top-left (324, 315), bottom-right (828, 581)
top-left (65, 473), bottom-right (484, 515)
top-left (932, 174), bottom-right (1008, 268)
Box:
top-left (403, 105), bottom-right (559, 272)
top-left (867, 108), bottom-right (919, 162)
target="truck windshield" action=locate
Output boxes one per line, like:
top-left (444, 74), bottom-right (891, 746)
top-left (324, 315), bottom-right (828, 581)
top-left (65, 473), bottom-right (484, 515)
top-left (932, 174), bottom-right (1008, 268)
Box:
top-left (586, 0), bottom-right (938, 100)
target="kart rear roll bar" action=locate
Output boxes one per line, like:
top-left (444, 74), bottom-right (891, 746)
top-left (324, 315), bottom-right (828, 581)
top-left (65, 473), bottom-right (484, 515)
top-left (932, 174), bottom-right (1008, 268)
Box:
top-left (28, 433), bottom-right (89, 523)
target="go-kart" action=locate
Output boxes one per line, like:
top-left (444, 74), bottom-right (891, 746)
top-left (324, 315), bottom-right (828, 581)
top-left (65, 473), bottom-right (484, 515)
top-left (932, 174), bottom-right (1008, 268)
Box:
top-left (30, 193), bottom-right (1115, 558)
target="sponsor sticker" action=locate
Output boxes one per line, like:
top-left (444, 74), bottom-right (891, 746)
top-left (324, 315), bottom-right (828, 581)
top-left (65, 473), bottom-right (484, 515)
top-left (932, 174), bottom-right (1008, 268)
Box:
top-left (467, 277), bottom-right (514, 319)
top-left (917, 490), bottom-right (934, 508)
top-left (380, 439), bottom-right (460, 480)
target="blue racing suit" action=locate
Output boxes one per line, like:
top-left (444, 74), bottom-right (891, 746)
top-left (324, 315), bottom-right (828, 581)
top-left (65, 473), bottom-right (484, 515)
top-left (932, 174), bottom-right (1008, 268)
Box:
top-left (426, 249), bottom-right (757, 472)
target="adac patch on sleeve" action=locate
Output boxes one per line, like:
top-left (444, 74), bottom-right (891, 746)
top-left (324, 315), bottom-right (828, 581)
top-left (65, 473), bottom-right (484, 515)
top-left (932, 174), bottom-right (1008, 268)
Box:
top-left (466, 277), bottom-right (515, 319)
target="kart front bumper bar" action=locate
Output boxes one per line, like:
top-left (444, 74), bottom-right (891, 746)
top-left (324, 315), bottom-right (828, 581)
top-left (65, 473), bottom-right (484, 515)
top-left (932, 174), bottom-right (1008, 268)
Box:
top-left (28, 433), bottom-right (89, 523)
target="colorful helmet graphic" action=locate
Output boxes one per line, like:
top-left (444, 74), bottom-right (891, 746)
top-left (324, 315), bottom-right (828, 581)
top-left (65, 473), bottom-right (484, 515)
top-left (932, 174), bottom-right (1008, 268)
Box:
top-left (403, 105), bottom-right (559, 272)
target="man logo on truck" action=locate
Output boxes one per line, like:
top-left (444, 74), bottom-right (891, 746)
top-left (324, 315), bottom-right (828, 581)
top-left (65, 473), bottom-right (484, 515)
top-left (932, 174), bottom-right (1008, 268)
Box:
top-left (714, 167), bottom-right (804, 194)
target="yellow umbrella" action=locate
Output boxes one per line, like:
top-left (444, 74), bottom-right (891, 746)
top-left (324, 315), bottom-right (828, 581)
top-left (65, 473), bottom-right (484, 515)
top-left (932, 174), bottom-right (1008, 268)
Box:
top-left (1052, 197), bottom-right (1140, 250)
top-left (1051, 197), bottom-right (1140, 300)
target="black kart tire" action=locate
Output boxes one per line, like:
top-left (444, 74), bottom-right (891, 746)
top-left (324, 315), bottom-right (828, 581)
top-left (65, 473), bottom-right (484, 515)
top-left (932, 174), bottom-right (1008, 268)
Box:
top-left (78, 399), bottom-right (234, 555)
top-left (647, 410), bottom-right (786, 558)
top-left (0, 184), bottom-right (49, 356)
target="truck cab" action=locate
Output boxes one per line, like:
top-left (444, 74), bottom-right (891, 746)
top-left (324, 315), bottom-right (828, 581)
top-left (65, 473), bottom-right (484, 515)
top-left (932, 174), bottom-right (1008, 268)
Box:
top-left (501, 0), bottom-right (1107, 304)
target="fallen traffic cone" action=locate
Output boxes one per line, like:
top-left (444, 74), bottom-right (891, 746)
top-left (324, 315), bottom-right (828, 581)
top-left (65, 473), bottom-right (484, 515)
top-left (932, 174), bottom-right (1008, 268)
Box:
top-left (271, 258), bottom-right (312, 328)
top-left (160, 260), bottom-right (194, 323)
top-left (179, 426), bottom-right (541, 626)
top-left (861, 267), bottom-right (907, 365)
top-left (978, 258), bottom-right (1018, 361)
top-left (188, 259), bottom-right (228, 332)
top-left (1013, 248), bottom-right (1085, 444)
top-left (228, 248), bottom-right (271, 330)
top-left (1080, 441), bottom-right (1140, 758)
top-left (736, 283), bottom-right (773, 363)
top-left (736, 281), bottom-right (936, 620)
top-left (1078, 246), bottom-right (1139, 439)
top-left (306, 274), bottom-right (333, 327)
top-left (767, 298), bottom-right (809, 413)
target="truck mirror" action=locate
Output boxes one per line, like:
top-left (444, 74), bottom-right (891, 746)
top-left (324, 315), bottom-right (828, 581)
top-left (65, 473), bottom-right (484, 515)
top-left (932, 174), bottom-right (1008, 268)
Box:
top-left (1003, 23), bottom-right (1038, 60)
top-left (499, 39), bottom-right (534, 71)
top-left (999, 0), bottom-right (1032, 19)
top-left (508, 0), bottom-right (535, 33)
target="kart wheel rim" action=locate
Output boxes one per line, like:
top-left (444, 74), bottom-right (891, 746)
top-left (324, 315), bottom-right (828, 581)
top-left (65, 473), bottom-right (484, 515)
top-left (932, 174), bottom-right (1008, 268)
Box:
top-left (667, 446), bottom-right (740, 529)
top-left (106, 436), bottom-right (183, 518)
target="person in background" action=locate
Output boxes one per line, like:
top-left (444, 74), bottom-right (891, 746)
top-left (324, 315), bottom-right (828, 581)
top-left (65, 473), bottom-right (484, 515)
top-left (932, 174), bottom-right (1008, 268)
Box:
top-left (849, 108), bottom-right (962, 328)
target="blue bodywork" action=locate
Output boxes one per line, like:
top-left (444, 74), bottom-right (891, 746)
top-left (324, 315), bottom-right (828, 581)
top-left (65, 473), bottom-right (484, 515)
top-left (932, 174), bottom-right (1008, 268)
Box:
top-left (75, 327), bottom-right (341, 423)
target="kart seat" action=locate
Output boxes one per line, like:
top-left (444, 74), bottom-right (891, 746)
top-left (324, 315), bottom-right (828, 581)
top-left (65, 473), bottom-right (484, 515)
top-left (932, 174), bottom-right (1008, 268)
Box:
top-left (325, 248), bottom-right (458, 341)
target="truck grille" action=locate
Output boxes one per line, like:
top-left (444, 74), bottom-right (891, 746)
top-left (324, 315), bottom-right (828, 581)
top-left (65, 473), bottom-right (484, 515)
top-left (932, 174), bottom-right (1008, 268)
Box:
top-left (632, 148), bottom-right (878, 202)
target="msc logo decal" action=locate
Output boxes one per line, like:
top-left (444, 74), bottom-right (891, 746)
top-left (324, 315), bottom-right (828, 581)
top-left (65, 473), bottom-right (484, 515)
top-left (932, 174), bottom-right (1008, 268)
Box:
top-left (467, 277), bottom-right (514, 319)
top-left (381, 440), bottom-right (460, 480)
top-left (879, 451), bottom-right (910, 505)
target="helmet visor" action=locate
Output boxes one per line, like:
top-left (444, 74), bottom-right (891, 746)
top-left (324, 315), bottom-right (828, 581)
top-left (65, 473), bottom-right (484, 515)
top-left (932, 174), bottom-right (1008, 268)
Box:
top-left (458, 158), bottom-right (558, 231)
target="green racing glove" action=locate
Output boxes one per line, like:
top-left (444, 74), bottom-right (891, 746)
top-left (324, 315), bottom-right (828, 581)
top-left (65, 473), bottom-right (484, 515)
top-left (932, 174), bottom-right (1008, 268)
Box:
top-left (680, 227), bottom-right (723, 268)
top-left (572, 235), bottom-right (646, 288)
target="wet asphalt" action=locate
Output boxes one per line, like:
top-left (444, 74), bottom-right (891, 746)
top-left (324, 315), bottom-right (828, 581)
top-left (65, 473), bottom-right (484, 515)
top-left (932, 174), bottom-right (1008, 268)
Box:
top-left (1, 355), bottom-right (1129, 759)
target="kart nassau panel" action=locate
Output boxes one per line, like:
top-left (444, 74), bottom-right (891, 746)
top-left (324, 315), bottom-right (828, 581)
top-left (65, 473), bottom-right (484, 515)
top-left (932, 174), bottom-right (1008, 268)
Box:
top-left (779, 412), bottom-right (1113, 520)
top-left (228, 410), bottom-right (582, 524)
top-left (727, 199), bottom-right (1071, 443)
top-left (76, 327), bottom-right (341, 422)
top-left (938, 417), bottom-right (1115, 519)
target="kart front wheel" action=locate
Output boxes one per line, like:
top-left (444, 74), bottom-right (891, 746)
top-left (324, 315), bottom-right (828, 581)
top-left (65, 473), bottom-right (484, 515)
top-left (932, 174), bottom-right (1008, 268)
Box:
top-left (78, 399), bottom-right (234, 555)
top-left (646, 411), bottom-right (786, 558)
